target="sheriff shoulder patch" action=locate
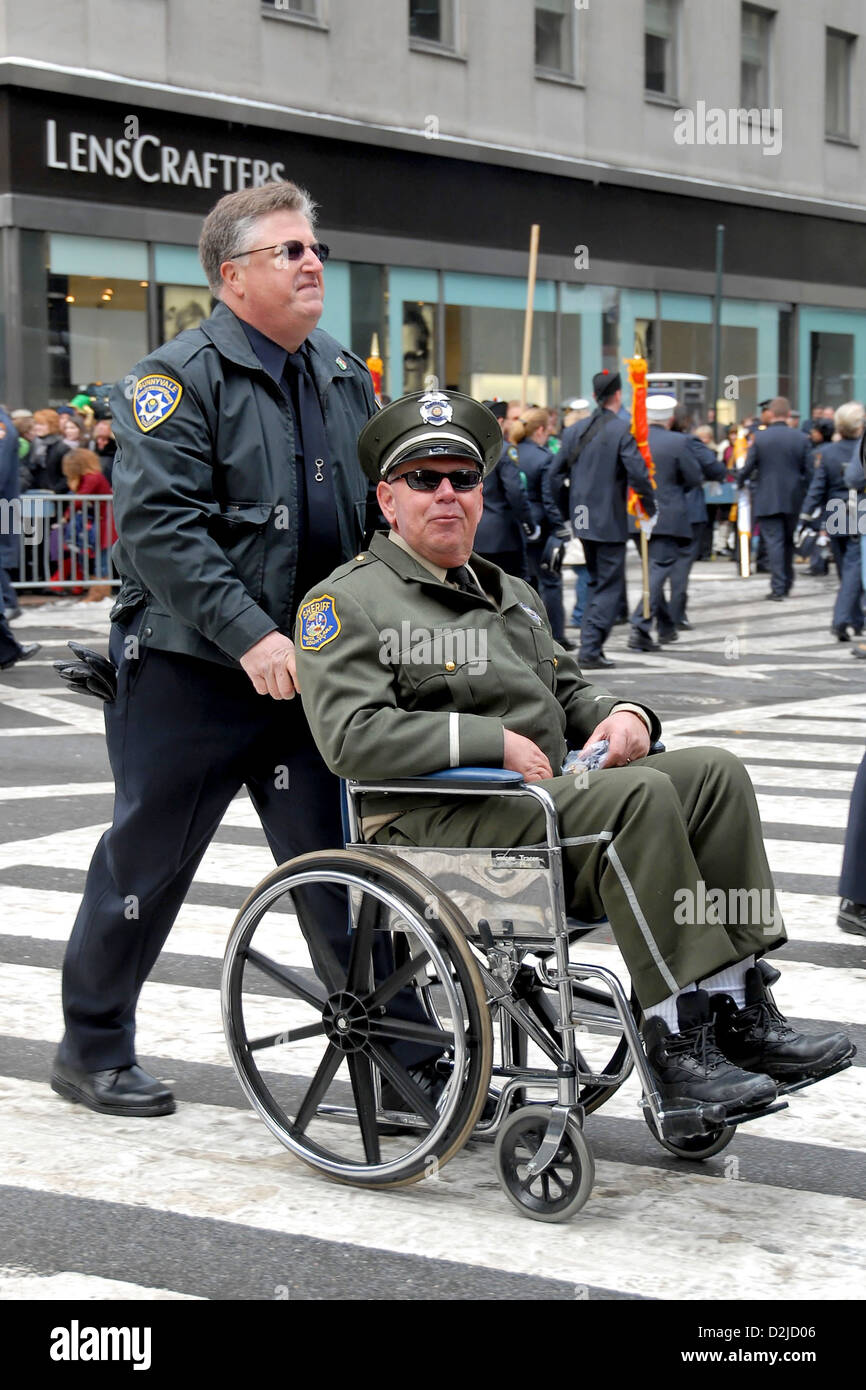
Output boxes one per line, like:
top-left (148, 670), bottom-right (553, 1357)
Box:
top-left (299, 595), bottom-right (341, 650)
top-left (133, 374), bottom-right (183, 433)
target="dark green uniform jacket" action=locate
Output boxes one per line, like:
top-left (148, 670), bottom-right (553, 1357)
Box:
top-left (295, 531), bottom-right (660, 815)
top-left (109, 300), bottom-right (376, 666)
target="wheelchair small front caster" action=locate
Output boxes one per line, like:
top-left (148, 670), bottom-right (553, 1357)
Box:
top-left (494, 1105), bottom-right (595, 1222)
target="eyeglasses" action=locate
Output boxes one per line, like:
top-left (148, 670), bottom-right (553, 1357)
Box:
top-left (231, 240), bottom-right (330, 268)
top-left (392, 468), bottom-right (483, 492)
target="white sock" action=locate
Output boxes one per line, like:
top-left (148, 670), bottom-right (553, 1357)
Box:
top-left (643, 991), bottom-right (689, 1032)
top-left (699, 956), bottom-right (754, 1009)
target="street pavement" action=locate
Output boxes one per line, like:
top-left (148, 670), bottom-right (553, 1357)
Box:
top-left (0, 553), bottom-right (864, 1301)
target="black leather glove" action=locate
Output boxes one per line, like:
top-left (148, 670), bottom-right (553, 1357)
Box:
top-left (53, 641), bottom-right (117, 703)
top-left (540, 534), bottom-right (565, 575)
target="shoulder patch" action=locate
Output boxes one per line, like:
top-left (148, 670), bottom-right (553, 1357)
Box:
top-left (299, 595), bottom-right (341, 650)
top-left (518, 601), bottom-right (544, 627)
top-left (507, 446), bottom-right (519, 462)
top-left (133, 374), bottom-right (183, 432)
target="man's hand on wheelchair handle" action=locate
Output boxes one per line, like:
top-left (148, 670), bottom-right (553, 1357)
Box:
top-left (240, 632), bottom-right (300, 700)
top-left (584, 711), bottom-right (651, 767)
top-left (503, 729), bottom-right (554, 783)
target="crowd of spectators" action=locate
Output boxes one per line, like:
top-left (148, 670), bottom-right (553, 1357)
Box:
top-left (1, 397), bottom-right (117, 606)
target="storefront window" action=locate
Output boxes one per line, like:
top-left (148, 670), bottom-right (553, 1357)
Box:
top-left (153, 244), bottom-right (213, 343)
top-left (443, 272), bottom-right (556, 405)
top-left (810, 331), bottom-right (854, 409)
top-left (350, 263), bottom-right (387, 373)
top-left (47, 234), bottom-right (149, 402)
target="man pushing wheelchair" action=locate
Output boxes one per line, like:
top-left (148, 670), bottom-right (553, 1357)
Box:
top-left (294, 390), bottom-right (854, 1120)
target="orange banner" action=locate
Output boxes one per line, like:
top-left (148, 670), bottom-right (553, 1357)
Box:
top-left (624, 354), bottom-right (657, 519)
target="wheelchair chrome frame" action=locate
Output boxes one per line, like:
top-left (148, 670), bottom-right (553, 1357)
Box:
top-left (344, 776), bottom-right (670, 1159)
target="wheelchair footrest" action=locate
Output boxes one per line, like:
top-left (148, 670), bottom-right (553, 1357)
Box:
top-left (653, 1098), bottom-right (788, 1140)
top-left (775, 1055), bottom-right (854, 1096)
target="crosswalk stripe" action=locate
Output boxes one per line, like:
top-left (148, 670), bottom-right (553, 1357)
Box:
top-left (671, 737), bottom-right (865, 765)
top-left (0, 1267), bottom-right (203, 1300)
top-left (5, 1077), bottom-right (863, 1302)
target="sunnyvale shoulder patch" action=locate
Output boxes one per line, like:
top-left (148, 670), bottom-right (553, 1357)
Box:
top-left (299, 595), bottom-right (341, 650)
top-left (133, 374), bottom-right (183, 433)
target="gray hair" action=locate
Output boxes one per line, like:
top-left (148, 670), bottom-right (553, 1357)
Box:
top-left (198, 181), bottom-right (319, 296)
top-left (834, 400), bottom-right (865, 439)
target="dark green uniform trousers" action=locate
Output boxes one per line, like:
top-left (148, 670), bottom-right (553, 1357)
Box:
top-left (374, 746), bottom-right (786, 1009)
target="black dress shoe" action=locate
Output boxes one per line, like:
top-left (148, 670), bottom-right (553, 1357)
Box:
top-left (677, 619), bottom-right (692, 630)
top-left (831, 625), bottom-right (851, 642)
top-left (0, 641), bottom-right (41, 671)
top-left (579, 652), bottom-right (616, 668)
top-left (51, 1058), bottom-right (176, 1116)
top-left (558, 636), bottom-right (579, 652)
top-left (710, 961), bottom-right (854, 1082)
top-left (657, 629), bottom-right (679, 645)
top-left (765, 593), bottom-right (784, 602)
top-left (644, 991), bottom-right (777, 1113)
top-left (838, 899), bottom-right (866, 937)
top-left (627, 632), bottom-right (661, 652)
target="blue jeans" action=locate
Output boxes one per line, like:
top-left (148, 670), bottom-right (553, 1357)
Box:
top-left (570, 565), bottom-right (590, 625)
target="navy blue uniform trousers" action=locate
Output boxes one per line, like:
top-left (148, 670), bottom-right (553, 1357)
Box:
top-left (840, 750), bottom-right (866, 905)
top-left (760, 513), bottom-right (798, 596)
top-left (60, 623), bottom-right (430, 1071)
top-left (578, 540), bottom-right (626, 658)
top-left (829, 536), bottom-right (864, 630)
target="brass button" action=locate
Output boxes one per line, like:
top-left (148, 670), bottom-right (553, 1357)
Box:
top-left (553, 657), bottom-right (559, 667)
top-left (354, 553), bottom-right (365, 562)
top-left (444, 660), bottom-right (456, 672)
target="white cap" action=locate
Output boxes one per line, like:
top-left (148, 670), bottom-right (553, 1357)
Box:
top-left (564, 398), bottom-right (591, 411)
top-left (647, 394), bottom-right (678, 421)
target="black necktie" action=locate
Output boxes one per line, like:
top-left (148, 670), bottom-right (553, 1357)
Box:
top-left (285, 350), bottom-right (340, 592)
top-left (447, 565), bottom-right (483, 598)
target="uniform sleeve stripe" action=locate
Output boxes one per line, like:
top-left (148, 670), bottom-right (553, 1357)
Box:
top-left (449, 712), bottom-right (460, 767)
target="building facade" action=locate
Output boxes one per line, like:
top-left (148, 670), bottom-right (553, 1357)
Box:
top-left (1, 0), bottom-right (865, 417)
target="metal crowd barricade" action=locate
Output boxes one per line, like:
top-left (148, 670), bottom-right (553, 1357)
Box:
top-left (6, 491), bottom-right (118, 593)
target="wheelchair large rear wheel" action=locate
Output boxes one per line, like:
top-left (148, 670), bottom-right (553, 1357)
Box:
top-left (222, 848), bottom-right (493, 1189)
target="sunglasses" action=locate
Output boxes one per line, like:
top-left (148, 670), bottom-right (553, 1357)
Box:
top-left (392, 467), bottom-right (483, 492)
top-left (232, 240), bottom-right (330, 267)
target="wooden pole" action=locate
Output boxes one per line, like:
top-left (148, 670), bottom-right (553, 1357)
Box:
top-left (641, 530), bottom-right (651, 618)
top-left (520, 224), bottom-right (541, 410)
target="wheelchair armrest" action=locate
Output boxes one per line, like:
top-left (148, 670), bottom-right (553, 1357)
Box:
top-left (351, 766), bottom-right (525, 794)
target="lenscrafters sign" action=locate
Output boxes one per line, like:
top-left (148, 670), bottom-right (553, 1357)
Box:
top-left (1, 90), bottom-right (307, 211)
top-left (45, 118), bottom-right (287, 191)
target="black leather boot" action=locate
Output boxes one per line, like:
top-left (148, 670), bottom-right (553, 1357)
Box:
top-left (710, 961), bottom-right (854, 1081)
top-left (643, 990), bottom-right (777, 1112)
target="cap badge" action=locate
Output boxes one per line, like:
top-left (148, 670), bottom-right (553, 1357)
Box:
top-left (419, 391), bottom-right (453, 427)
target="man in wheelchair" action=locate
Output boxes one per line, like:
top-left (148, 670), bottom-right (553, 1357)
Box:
top-left (294, 390), bottom-right (853, 1119)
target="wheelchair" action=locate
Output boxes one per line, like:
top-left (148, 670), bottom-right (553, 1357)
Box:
top-left (221, 765), bottom-right (793, 1223)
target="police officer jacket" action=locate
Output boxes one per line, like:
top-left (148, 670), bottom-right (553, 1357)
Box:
top-left (294, 531), bottom-right (660, 819)
top-left (559, 408), bottom-right (655, 542)
top-left (517, 440), bottom-right (563, 534)
top-left (802, 437), bottom-right (860, 516)
top-left (109, 301), bottom-right (376, 667)
top-left (740, 421), bottom-right (810, 517)
top-left (644, 426), bottom-right (705, 538)
top-left (683, 435), bottom-right (725, 525)
top-left (474, 443), bottom-right (534, 556)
